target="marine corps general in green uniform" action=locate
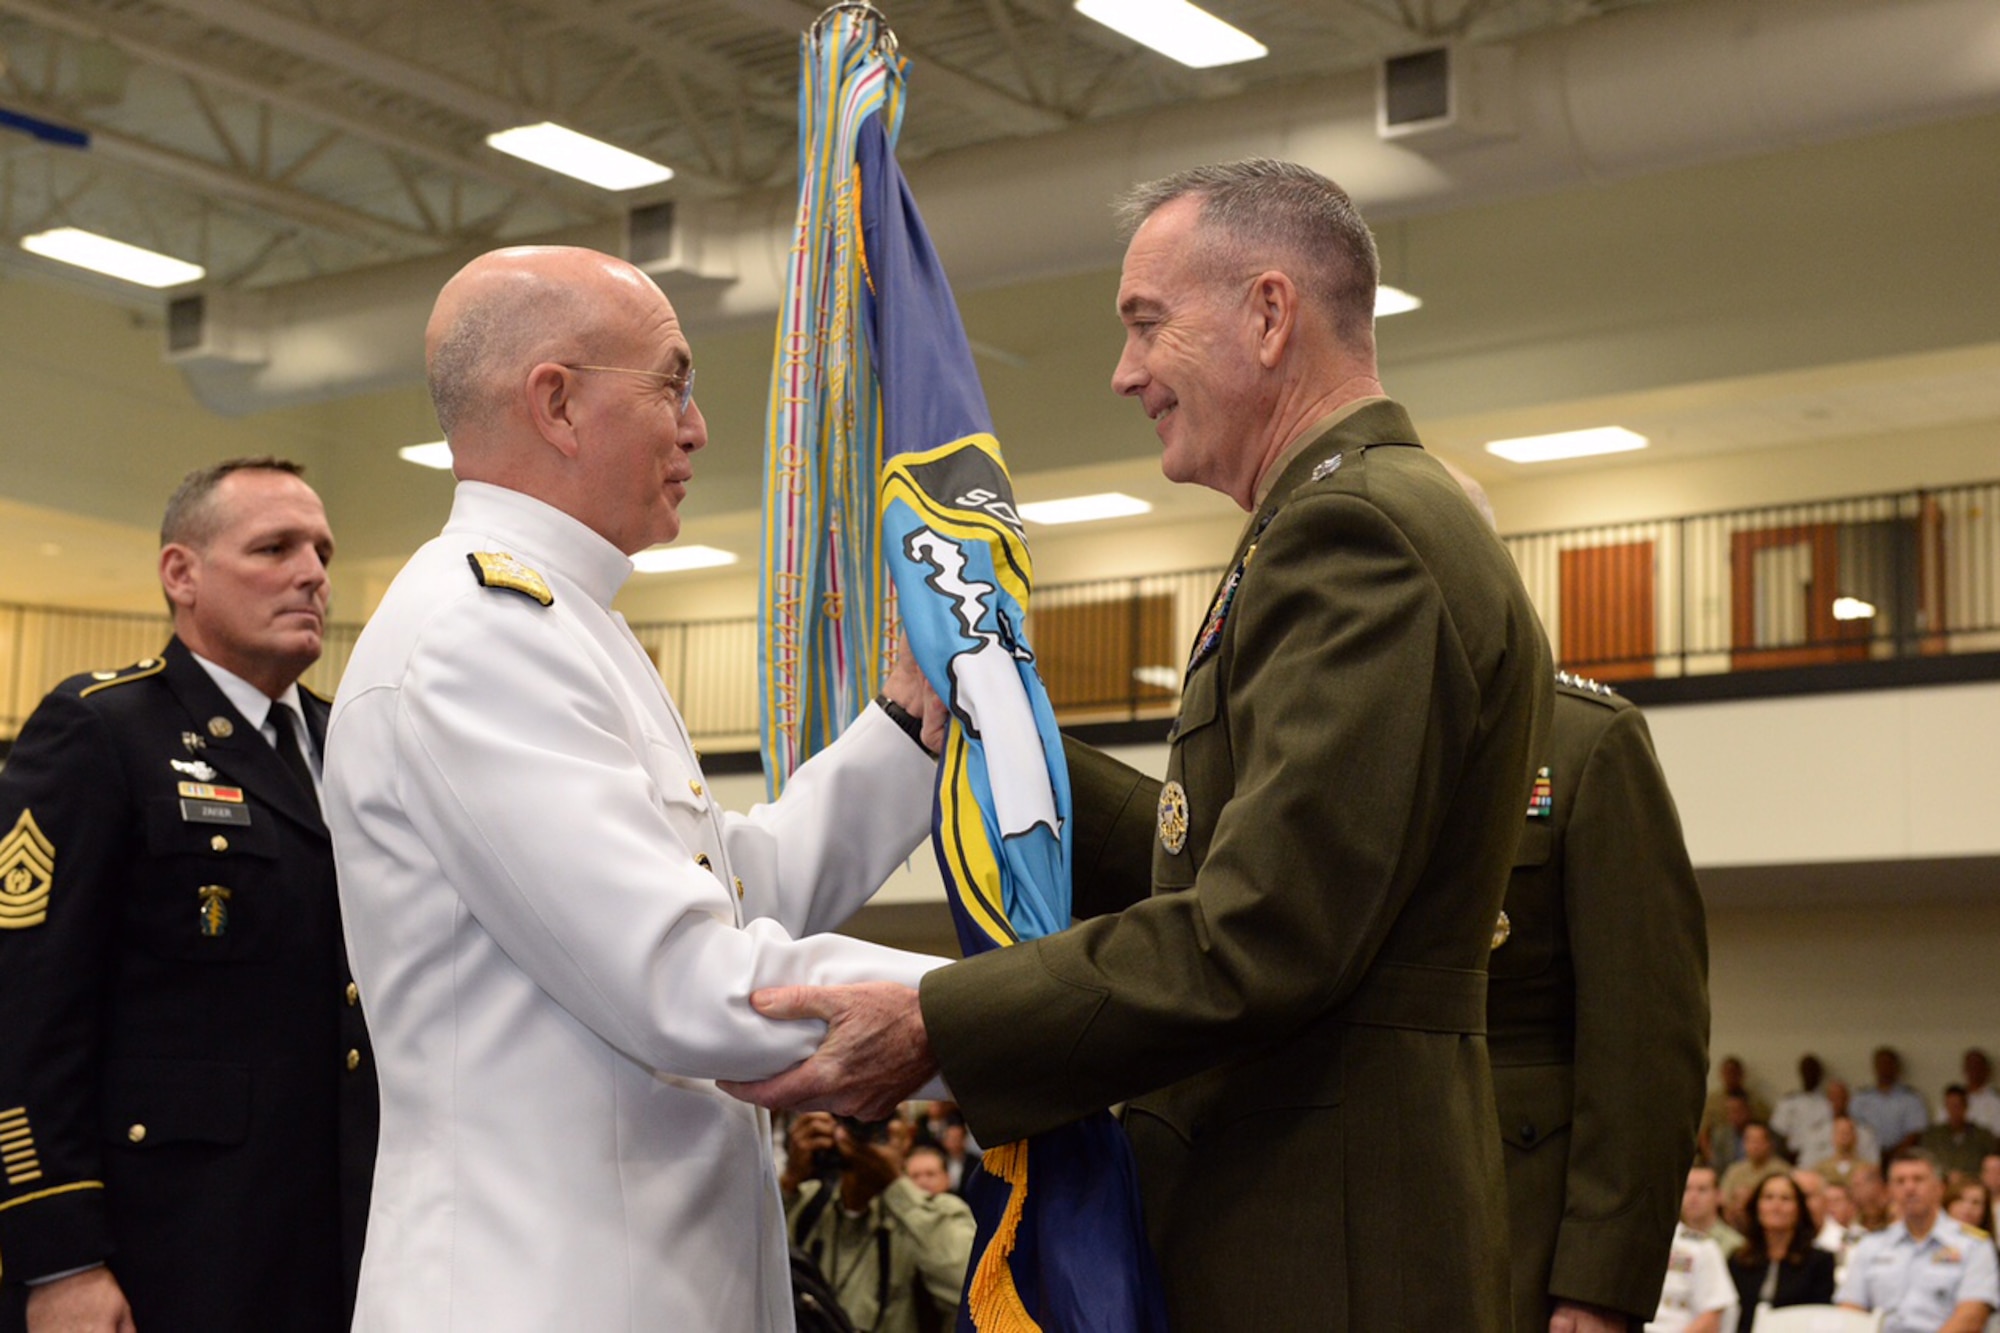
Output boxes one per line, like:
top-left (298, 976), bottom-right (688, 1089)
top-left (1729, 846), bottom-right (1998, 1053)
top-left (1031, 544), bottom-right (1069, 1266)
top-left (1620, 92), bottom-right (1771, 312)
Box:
top-left (724, 159), bottom-right (1553, 1333)
top-left (1491, 672), bottom-right (1709, 1333)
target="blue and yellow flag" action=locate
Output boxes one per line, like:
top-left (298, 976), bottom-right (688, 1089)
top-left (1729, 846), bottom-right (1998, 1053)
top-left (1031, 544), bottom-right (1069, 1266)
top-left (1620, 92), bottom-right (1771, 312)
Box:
top-left (764, 7), bottom-right (1165, 1330)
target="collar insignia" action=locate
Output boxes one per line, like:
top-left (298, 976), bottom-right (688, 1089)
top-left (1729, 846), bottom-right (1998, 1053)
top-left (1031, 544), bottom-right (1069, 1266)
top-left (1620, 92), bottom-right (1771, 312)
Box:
top-left (468, 551), bottom-right (555, 606)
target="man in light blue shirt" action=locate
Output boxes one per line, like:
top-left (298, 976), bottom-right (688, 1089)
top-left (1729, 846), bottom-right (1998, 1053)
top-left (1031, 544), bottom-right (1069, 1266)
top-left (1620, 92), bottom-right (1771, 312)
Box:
top-left (1853, 1047), bottom-right (1933, 1159)
top-left (1837, 1149), bottom-right (1998, 1333)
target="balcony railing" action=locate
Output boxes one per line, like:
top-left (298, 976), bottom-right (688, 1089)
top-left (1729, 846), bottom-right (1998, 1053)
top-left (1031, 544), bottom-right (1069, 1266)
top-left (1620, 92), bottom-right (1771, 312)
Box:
top-left (4, 479), bottom-right (1996, 748)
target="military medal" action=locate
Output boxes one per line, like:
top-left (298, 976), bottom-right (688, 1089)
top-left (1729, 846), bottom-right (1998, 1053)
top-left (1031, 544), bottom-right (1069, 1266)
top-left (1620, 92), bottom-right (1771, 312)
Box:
top-left (1527, 767), bottom-right (1553, 819)
top-left (197, 884), bottom-right (232, 937)
top-left (1157, 780), bottom-right (1189, 856)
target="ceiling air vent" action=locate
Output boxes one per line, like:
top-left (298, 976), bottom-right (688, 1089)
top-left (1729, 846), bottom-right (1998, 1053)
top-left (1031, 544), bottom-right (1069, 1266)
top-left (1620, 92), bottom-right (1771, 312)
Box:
top-left (1378, 45), bottom-right (1517, 149)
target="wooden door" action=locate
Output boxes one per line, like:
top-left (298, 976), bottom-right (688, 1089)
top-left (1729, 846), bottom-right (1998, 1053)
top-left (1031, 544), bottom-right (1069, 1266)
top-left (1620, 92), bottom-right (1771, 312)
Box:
top-left (1559, 541), bottom-right (1656, 681)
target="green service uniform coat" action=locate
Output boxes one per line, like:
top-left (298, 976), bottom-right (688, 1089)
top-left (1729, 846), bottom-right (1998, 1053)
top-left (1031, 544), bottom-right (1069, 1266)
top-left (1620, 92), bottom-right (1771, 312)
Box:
top-left (0, 639), bottom-right (375, 1333)
top-left (921, 402), bottom-right (1552, 1331)
top-left (1490, 677), bottom-right (1709, 1331)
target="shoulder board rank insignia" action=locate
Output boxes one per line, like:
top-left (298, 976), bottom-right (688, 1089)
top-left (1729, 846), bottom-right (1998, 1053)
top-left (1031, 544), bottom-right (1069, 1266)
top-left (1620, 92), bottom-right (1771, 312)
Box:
top-left (0, 809), bottom-right (55, 930)
top-left (468, 551), bottom-right (554, 606)
top-left (77, 656), bottom-right (166, 698)
top-left (1527, 766), bottom-right (1553, 819)
top-left (1157, 780), bottom-right (1189, 856)
top-left (1556, 669), bottom-right (1616, 698)
top-left (1309, 452), bottom-right (1344, 482)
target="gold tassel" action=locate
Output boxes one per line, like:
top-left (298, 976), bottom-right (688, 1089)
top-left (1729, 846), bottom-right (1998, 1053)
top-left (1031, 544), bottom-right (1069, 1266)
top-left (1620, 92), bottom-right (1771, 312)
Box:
top-left (965, 1140), bottom-right (1043, 1333)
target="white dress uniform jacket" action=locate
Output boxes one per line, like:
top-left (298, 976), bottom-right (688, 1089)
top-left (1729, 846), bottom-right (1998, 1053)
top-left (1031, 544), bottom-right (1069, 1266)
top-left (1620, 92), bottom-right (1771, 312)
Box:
top-left (325, 482), bottom-right (947, 1333)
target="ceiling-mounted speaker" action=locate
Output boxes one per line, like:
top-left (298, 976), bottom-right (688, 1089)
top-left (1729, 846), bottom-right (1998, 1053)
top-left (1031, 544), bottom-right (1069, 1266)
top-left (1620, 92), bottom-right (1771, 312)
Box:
top-left (1378, 44), bottom-right (1516, 150)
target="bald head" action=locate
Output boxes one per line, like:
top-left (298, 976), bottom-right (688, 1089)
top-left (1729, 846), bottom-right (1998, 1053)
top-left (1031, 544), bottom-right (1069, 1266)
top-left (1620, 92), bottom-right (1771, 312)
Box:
top-left (424, 245), bottom-right (708, 553)
top-left (427, 246), bottom-right (655, 453)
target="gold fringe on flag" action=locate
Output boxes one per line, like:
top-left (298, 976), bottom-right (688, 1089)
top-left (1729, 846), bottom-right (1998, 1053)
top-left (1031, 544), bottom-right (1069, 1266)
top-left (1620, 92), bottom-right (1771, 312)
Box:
top-left (965, 1140), bottom-right (1043, 1333)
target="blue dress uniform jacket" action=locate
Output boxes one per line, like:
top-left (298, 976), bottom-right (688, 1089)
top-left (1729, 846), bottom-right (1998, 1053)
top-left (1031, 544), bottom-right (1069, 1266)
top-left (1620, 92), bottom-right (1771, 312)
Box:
top-left (0, 637), bottom-right (375, 1332)
top-left (1491, 678), bottom-right (1710, 1331)
top-left (920, 402), bottom-right (1553, 1331)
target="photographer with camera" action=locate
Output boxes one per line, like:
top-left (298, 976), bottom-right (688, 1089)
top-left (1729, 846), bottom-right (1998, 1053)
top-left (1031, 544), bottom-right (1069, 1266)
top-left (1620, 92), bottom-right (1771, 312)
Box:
top-left (781, 1112), bottom-right (975, 1333)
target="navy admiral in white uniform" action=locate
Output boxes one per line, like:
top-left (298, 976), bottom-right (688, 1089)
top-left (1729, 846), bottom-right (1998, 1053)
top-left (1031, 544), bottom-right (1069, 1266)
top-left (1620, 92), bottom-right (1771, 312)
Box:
top-left (324, 246), bottom-right (949, 1333)
top-left (0, 459), bottom-right (374, 1333)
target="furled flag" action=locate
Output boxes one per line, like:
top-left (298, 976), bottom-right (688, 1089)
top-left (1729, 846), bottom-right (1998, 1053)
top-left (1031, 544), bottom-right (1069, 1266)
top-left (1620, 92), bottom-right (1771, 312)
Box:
top-left (762, 6), bottom-right (1166, 1330)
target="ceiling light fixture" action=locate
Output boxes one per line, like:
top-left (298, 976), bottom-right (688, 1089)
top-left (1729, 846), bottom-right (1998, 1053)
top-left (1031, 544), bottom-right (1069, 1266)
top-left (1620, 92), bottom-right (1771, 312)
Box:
top-left (398, 441), bottom-right (454, 469)
top-left (1017, 492), bottom-right (1154, 525)
top-left (631, 545), bottom-right (737, 574)
top-left (1375, 285), bottom-right (1423, 317)
top-left (20, 227), bottom-right (204, 288)
top-left (486, 123), bottom-right (674, 191)
top-left (1073, 0), bottom-right (1267, 69)
top-left (1484, 426), bottom-right (1649, 465)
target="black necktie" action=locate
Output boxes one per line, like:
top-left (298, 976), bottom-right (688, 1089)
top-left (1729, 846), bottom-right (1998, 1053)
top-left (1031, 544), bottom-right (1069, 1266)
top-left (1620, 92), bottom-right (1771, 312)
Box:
top-left (270, 702), bottom-right (316, 797)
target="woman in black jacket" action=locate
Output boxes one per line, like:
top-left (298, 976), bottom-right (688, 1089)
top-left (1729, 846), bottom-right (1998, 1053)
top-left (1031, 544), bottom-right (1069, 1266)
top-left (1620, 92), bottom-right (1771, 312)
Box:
top-left (1728, 1172), bottom-right (1837, 1330)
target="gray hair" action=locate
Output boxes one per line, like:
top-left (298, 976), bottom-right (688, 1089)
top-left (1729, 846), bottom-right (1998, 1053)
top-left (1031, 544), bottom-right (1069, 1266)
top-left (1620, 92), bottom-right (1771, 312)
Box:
top-left (428, 276), bottom-right (593, 441)
top-left (161, 457), bottom-right (307, 549)
top-left (1115, 158), bottom-right (1380, 347)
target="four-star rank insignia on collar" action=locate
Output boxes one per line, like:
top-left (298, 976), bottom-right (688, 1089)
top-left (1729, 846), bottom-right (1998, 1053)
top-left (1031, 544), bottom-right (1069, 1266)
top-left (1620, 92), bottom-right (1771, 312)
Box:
top-left (468, 551), bottom-right (554, 606)
top-left (0, 809), bottom-right (55, 930)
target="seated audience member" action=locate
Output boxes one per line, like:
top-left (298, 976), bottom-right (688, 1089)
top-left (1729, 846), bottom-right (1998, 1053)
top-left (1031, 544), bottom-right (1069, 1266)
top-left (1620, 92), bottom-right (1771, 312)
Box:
top-left (1720, 1123), bottom-right (1790, 1221)
top-left (1982, 1156), bottom-right (2000, 1212)
top-left (1852, 1048), bottom-right (1931, 1158)
top-left (1820, 1182), bottom-right (1865, 1287)
top-left (1799, 1082), bottom-right (1881, 1167)
top-left (1648, 1199), bottom-right (1740, 1333)
top-left (936, 1115), bottom-right (980, 1197)
top-left (1710, 1092), bottom-right (1755, 1172)
top-left (1919, 1086), bottom-right (2000, 1180)
top-left (782, 1112), bottom-right (975, 1333)
top-left (1850, 1163), bottom-right (1894, 1233)
top-left (1813, 1114), bottom-right (1878, 1187)
top-left (904, 1145), bottom-right (952, 1198)
top-left (1700, 1058), bottom-right (1773, 1166)
top-left (1942, 1179), bottom-right (1992, 1238)
top-left (1959, 1050), bottom-right (2000, 1137)
top-left (1771, 1055), bottom-right (1834, 1163)
top-left (1727, 1174), bottom-right (1837, 1331)
top-left (1793, 1169), bottom-right (1829, 1232)
top-left (1683, 1164), bottom-right (1747, 1261)
top-left (1837, 1149), bottom-right (1999, 1333)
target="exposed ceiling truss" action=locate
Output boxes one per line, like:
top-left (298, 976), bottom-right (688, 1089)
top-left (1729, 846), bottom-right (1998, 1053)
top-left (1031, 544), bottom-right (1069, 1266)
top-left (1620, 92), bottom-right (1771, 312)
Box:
top-left (0, 0), bottom-right (1649, 293)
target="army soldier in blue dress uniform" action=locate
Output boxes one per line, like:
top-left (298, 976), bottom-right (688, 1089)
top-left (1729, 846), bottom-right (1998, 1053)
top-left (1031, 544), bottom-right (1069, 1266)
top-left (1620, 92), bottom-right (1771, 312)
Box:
top-left (0, 459), bottom-right (374, 1333)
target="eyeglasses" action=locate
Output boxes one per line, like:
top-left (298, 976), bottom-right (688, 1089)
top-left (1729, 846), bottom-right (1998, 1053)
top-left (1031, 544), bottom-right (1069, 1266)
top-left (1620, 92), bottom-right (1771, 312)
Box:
top-left (563, 363), bottom-right (696, 413)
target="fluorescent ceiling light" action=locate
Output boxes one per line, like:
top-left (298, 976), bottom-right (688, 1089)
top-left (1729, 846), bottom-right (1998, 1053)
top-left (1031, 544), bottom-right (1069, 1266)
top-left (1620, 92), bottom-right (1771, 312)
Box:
top-left (1832, 596), bottom-right (1877, 621)
top-left (632, 544), bottom-right (737, 574)
top-left (398, 441), bottom-right (453, 469)
top-left (1073, 0), bottom-right (1267, 69)
top-left (1484, 427), bottom-right (1649, 465)
top-left (20, 227), bottom-right (204, 288)
top-left (1375, 285), bottom-right (1422, 317)
top-left (1017, 492), bottom-right (1154, 525)
top-left (486, 122), bottom-right (673, 191)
